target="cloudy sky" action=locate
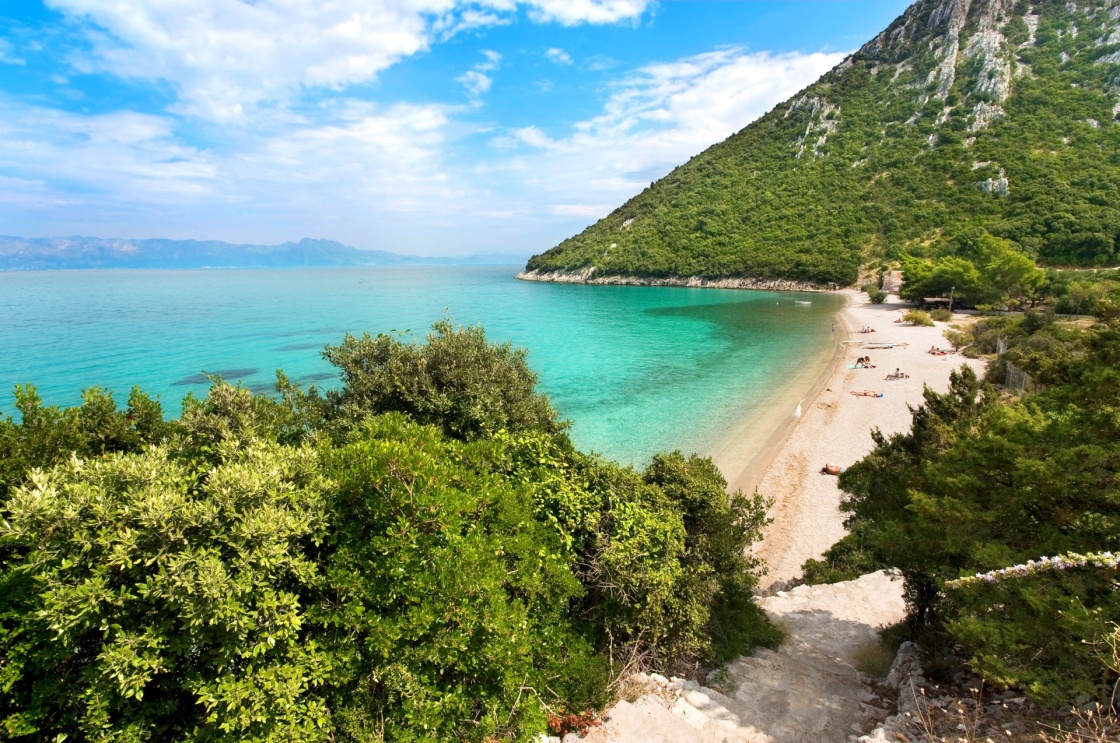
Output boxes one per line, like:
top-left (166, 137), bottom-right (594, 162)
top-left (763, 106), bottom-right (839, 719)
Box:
top-left (0, 0), bottom-right (911, 256)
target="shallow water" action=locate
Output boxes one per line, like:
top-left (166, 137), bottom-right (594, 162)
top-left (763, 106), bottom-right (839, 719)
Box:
top-left (0, 266), bottom-right (842, 467)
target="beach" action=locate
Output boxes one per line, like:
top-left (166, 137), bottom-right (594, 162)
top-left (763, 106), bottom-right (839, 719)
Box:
top-left (726, 291), bottom-right (987, 588)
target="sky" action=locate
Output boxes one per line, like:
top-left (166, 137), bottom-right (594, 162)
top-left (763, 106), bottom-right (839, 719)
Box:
top-left (0, 0), bottom-right (913, 257)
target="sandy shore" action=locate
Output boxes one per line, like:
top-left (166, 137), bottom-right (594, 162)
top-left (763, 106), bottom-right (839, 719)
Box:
top-left (735, 291), bottom-right (987, 588)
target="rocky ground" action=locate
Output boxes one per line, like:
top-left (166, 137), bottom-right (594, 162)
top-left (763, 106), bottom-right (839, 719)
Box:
top-left (551, 571), bottom-right (907, 743)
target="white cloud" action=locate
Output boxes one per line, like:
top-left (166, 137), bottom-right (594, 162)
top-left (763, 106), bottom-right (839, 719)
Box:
top-left (0, 93), bottom-right (454, 226)
top-left (44, 0), bottom-right (650, 122)
top-left (458, 70), bottom-right (493, 98)
top-left (546, 47), bottom-right (573, 65)
top-left (484, 47), bottom-right (850, 222)
top-left (0, 39), bottom-right (26, 66)
top-left (512, 126), bottom-right (556, 149)
top-left (457, 50), bottom-right (501, 100)
top-left (478, 49), bottom-right (502, 70)
top-left (524, 0), bottom-right (650, 26)
top-left (0, 97), bottom-right (216, 203)
top-left (0, 42), bottom-right (846, 256)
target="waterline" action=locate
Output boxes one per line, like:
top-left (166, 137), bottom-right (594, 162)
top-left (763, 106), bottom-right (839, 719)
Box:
top-left (0, 266), bottom-right (843, 467)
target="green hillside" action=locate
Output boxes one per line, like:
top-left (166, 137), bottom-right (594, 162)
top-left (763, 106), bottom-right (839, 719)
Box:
top-left (526, 0), bottom-right (1120, 286)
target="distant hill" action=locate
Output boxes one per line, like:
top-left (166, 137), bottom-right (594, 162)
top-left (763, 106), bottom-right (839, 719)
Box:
top-left (525, 0), bottom-right (1120, 287)
top-left (0, 236), bottom-right (528, 270)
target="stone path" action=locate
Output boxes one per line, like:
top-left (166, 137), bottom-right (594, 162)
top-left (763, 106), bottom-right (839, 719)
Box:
top-left (567, 571), bottom-right (906, 743)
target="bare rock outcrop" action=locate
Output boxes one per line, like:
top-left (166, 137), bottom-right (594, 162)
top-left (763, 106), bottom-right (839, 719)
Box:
top-left (575, 571), bottom-right (906, 743)
top-left (516, 269), bottom-right (834, 293)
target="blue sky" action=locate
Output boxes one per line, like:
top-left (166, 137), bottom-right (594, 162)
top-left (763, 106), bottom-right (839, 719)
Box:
top-left (0, 0), bottom-right (912, 256)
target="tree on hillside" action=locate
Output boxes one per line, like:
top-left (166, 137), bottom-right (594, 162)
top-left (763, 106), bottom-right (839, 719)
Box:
top-left (829, 320), bottom-right (1120, 704)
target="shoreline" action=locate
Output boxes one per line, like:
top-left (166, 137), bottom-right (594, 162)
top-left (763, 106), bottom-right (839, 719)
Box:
top-left (516, 268), bottom-right (837, 293)
top-left (720, 292), bottom-right (854, 500)
top-left (729, 292), bottom-right (988, 589)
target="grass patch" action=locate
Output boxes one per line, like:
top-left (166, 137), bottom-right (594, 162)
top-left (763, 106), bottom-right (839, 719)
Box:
top-left (853, 639), bottom-right (895, 679)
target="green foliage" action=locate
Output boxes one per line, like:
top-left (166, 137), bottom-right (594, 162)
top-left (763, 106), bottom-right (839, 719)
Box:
top-left (526, 0), bottom-right (1120, 284)
top-left (900, 234), bottom-right (1048, 309)
top-left (323, 320), bottom-right (562, 441)
top-left (1, 440), bottom-right (334, 741)
top-left (1048, 268), bottom-right (1120, 316)
top-left (862, 284), bottom-right (888, 303)
top-left (0, 320), bottom-right (779, 740)
top-left (641, 453), bottom-right (780, 662)
top-left (829, 320), bottom-right (1120, 705)
top-left (800, 523), bottom-right (882, 586)
top-left (929, 308), bottom-right (953, 322)
top-left (0, 385), bottom-right (174, 502)
top-left (902, 309), bottom-right (935, 326)
top-left (319, 414), bottom-right (599, 741)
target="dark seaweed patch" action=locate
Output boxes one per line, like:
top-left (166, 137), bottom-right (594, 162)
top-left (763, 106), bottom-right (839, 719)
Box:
top-left (276, 342), bottom-right (324, 352)
top-left (245, 382), bottom-right (277, 395)
top-left (299, 372), bottom-right (337, 382)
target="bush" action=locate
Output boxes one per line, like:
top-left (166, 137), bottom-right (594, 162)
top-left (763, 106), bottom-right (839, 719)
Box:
top-left (1, 439), bottom-right (335, 741)
top-left (902, 309), bottom-right (934, 326)
top-left (930, 308), bottom-right (952, 322)
top-left (323, 320), bottom-right (562, 440)
top-left (0, 321), bottom-right (783, 741)
top-left (832, 333), bottom-right (1120, 707)
top-left (861, 283), bottom-right (888, 303)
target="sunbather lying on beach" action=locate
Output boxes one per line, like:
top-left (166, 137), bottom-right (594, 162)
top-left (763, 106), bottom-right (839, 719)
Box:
top-left (820, 463), bottom-right (844, 475)
top-left (928, 346), bottom-right (953, 356)
top-left (885, 369), bottom-right (909, 380)
top-left (851, 390), bottom-right (884, 397)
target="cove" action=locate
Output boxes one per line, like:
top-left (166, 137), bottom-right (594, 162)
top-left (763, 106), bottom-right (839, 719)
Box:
top-left (0, 266), bottom-right (843, 468)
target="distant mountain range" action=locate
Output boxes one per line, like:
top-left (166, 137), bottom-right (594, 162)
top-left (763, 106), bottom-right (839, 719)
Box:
top-left (0, 236), bottom-right (529, 270)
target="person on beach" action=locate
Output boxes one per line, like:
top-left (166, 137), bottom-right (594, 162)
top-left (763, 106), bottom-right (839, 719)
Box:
top-left (851, 390), bottom-right (884, 397)
top-left (886, 368), bottom-right (909, 380)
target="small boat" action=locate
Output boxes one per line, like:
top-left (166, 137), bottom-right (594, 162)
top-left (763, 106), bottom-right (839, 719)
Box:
top-left (794, 300), bottom-right (812, 306)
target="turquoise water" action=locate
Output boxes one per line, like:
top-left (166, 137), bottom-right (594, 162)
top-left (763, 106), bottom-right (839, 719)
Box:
top-left (0, 266), bottom-right (842, 467)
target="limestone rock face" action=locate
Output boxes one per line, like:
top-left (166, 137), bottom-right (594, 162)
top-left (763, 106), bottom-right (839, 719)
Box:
top-left (516, 269), bottom-right (832, 293)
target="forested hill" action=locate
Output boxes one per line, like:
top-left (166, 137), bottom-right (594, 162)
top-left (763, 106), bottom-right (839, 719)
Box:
top-left (525, 0), bottom-right (1120, 287)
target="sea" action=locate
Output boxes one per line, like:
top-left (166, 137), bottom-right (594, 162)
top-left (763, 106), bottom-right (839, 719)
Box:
top-left (0, 266), bottom-right (843, 469)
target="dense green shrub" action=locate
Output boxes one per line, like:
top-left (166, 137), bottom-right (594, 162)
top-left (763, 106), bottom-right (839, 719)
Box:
top-left (862, 283), bottom-right (888, 304)
top-left (323, 320), bottom-right (562, 440)
top-left (929, 308), bottom-right (952, 322)
top-left (1049, 269), bottom-right (1120, 317)
top-left (1, 438), bottom-right (334, 741)
top-left (0, 321), bottom-right (779, 741)
top-left (824, 320), bottom-right (1120, 705)
top-left (902, 309), bottom-right (934, 326)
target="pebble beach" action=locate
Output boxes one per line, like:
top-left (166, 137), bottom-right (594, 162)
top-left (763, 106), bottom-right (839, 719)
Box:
top-left (739, 291), bottom-right (987, 588)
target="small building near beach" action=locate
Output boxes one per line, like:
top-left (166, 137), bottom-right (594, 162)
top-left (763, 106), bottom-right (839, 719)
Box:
top-left (882, 270), bottom-right (904, 295)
